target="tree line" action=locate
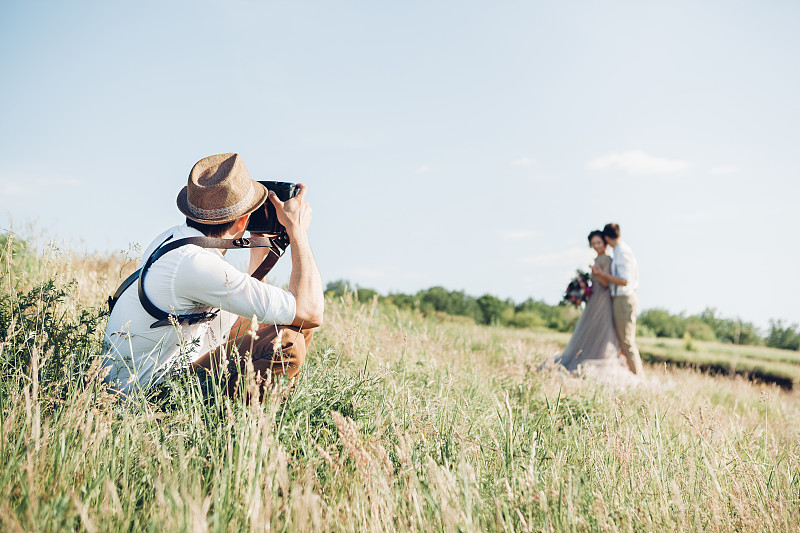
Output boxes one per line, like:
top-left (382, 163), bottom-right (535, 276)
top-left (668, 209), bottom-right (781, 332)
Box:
top-left (325, 280), bottom-right (800, 351)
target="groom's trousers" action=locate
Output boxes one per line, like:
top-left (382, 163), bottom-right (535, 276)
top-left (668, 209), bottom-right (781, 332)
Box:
top-left (613, 293), bottom-right (644, 375)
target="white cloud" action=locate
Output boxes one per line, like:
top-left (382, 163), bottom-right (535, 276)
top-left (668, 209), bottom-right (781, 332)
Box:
top-left (587, 150), bottom-right (690, 175)
top-left (511, 156), bottom-right (535, 166)
top-left (498, 229), bottom-right (540, 241)
top-left (40, 177), bottom-right (82, 187)
top-left (669, 206), bottom-right (737, 223)
top-left (415, 164), bottom-right (430, 174)
top-left (349, 267), bottom-right (429, 284)
top-left (521, 247), bottom-right (594, 268)
top-left (669, 211), bottom-right (709, 223)
top-left (0, 181), bottom-right (31, 196)
top-left (353, 267), bottom-right (386, 279)
top-left (0, 175), bottom-right (83, 197)
top-left (710, 165), bottom-right (739, 175)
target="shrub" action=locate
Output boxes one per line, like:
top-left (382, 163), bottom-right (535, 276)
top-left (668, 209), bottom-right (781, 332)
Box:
top-left (383, 292), bottom-right (417, 310)
top-left (766, 320), bottom-right (800, 351)
top-left (0, 277), bottom-right (107, 394)
top-left (325, 279), bottom-right (354, 298)
top-left (696, 308), bottom-right (761, 345)
top-left (636, 323), bottom-right (656, 338)
top-left (684, 319), bottom-right (717, 342)
top-left (476, 294), bottom-right (514, 325)
top-left (639, 308), bottom-right (686, 338)
top-left (418, 286), bottom-right (481, 320)
top-left (508, 311), bottom-right (546, 329)
top-left (325, 280), bottom-right (380, 304)
top-left (515, 299), bottom-right (579, 332)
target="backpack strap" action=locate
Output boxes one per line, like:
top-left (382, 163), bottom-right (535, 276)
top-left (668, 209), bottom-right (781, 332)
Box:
top-left (107, 234), bottom-right (288, 329)
top-left (107, 267), bottom-right (142, 313)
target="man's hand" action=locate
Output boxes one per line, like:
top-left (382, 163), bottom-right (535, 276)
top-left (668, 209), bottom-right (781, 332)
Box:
top-left (267, 183), bottom-right (323, 328)
top-left (268, 183), bottom-right (311, 239)
top-left (591, 264), bottom-right (611, 287)
top-left (593, 265), bottom-right (627, 288)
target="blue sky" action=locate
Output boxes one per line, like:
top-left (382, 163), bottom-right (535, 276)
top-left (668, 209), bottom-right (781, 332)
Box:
top-left (1, 0), bottom-right (798, 330)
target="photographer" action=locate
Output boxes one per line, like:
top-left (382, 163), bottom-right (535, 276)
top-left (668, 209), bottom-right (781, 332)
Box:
top-left (102, 153), bottom-right (323, 397)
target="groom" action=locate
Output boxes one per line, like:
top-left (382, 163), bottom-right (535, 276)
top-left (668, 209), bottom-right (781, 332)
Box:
top-left (592, 223), bottom-right (644, 375)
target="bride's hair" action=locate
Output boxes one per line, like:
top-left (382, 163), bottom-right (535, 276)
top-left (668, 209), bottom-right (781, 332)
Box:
top-left (588, 230), bottom-right (604, 245)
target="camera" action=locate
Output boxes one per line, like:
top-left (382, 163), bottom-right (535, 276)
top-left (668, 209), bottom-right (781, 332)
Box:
top-left (247, 181), bottom-right (300, 235)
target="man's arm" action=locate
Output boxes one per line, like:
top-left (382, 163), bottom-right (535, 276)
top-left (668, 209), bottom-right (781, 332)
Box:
top-left (593, 248), bottom-right (632, 287)
top-left (269, 184), bottom-right (324, 328)
top-left (592, 268), bottom-right (610, 287)
top-left (247, 246), bottom-right (269, 277)
top-left (591, 265), bottom-right (628, 287)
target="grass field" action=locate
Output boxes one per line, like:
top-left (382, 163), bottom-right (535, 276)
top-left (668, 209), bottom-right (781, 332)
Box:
top-left (2, 237), bottom-right (799, 531)
top-left (636, 337), bottom-right (800, 390)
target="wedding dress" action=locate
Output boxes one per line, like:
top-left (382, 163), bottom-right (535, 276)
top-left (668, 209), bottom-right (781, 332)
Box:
top-left (554, 254), bottom-right (633, 381)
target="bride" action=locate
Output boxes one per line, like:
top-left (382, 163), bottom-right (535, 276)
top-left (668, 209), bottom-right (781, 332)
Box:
top-left (554, 230), bottom-right (633, 380)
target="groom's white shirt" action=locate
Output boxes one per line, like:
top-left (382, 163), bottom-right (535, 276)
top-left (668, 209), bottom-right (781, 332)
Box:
top-left (611, 240), bottom-right (639, 297)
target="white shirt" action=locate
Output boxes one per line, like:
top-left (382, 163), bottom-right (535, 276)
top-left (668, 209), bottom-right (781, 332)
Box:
top-left (611, 240), bottom-right (639, 297)
top-left (102, 223), bottom-right (296, 396)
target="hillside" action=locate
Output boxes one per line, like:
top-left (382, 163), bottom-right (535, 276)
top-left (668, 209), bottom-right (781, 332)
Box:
top-left (1, 240), bottom-right (799, 531)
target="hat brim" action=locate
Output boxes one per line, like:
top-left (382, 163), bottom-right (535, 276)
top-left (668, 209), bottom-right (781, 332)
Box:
top-left (176, 181), bottom-right (269, 225)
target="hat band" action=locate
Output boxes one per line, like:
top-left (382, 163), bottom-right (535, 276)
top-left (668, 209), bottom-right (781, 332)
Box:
top-left (187, 183), bottom-right (255, 221)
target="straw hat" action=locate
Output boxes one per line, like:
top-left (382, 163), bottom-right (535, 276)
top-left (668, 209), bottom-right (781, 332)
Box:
top-left (177, 153), bottom-right (268, 224)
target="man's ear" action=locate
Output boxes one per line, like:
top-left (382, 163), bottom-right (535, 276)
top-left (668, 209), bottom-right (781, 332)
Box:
top-left (235, 214), bottom-right (249, 234)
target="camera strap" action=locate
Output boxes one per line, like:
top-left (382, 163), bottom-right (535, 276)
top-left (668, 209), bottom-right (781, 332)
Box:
top-left (107, 234), bottom-right (289, 329)
top-left (250, 233), bottom-right (290, 281)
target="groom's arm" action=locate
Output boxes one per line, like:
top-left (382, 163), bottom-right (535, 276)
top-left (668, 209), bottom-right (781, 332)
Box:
top-left (607, 274), bottom-right (628, 287)
top-left (594, 248), bottom-right (633, 288)
top-left (591, 266), bottom-right (628, 287)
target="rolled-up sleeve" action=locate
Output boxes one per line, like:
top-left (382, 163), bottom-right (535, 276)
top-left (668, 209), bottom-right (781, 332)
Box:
top-left (174, 250), bottom-right (296, 325)
top-left (615, 250), bottom-right (631, 282)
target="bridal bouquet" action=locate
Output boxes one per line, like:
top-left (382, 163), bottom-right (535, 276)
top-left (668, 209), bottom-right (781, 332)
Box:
top-left (562, 270), bottom-right (593, 308)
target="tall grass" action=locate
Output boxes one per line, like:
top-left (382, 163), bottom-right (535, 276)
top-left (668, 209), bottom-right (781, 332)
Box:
top-left (636, 337), bottom-right (800, 390)
top-left (1, 234), bottom-right (798, 531)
